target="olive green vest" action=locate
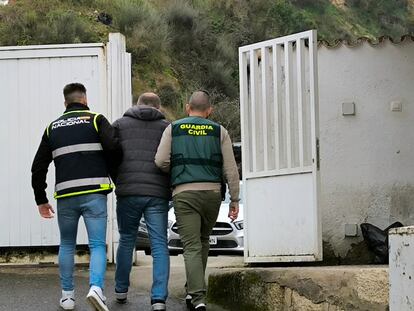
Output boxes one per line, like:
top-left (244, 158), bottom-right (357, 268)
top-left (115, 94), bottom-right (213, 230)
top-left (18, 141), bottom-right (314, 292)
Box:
top-left (171, 116), bottom-right (223, 186)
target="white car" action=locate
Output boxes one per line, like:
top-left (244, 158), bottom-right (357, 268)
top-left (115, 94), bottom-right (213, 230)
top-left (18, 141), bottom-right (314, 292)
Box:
top-left (167, 183), bottom-right (244, 254)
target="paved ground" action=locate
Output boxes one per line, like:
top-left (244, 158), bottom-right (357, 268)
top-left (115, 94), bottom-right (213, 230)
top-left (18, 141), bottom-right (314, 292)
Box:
top-left (0, 254), bottom-right (244, 311)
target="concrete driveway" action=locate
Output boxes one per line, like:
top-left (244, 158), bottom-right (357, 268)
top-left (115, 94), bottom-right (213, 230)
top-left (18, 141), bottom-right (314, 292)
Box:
top-left (0, 254), bottom-right (243, 311)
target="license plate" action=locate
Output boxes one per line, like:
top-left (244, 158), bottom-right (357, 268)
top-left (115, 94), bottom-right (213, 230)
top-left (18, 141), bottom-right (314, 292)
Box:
top-left (209, 236), bottom-right (217, 245)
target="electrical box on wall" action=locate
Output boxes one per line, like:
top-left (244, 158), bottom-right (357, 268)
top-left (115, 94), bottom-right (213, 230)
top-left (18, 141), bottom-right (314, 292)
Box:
top-left (390, 101), bottom-right (402, 112)
top-left (342, 102), bottom-right (356, 116)
top-left (345, 224), bottom-right (358, 237)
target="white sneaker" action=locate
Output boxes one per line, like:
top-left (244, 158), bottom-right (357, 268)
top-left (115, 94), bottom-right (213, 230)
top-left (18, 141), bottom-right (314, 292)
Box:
top-left (86, 286), bottom-right (109, 311)
top-left (195, 303), bottom-right (206, 310)
top-left (59, 290), bottom-right (75, 310)
top-left (151, 301), bottom-right (166, 310)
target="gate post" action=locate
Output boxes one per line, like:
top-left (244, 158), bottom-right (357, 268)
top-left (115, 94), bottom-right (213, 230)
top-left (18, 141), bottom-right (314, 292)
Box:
top-left (106, 33), bottom-right (132, 263)
top-left (389, 226), bottom-right (414, 310)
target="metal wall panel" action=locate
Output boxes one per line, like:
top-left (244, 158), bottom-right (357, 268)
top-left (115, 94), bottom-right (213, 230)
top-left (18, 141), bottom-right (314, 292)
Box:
top-left (0, 47), bottom-right (106, 246)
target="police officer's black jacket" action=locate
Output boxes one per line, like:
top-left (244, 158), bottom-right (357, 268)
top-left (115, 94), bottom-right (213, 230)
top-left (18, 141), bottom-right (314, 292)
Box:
top-left (31, 103), bottom-right (122, 205)
top-left (113, 105), bottom-right (171, 200)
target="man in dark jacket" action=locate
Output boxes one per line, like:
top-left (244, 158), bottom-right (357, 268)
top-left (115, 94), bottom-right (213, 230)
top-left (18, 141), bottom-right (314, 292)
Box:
top-left (113, 93), bottom-right (171, 311)
top-left (31, 83), bottom-right (121, 311)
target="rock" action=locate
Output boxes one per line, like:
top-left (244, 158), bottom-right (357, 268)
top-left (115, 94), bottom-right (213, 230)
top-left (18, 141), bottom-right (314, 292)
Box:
top-left (330, 0), bottom-right (346, 8)
top-left (97, 12), bottom-right (112, 26)
top-left (208, 266), bottom-right (389, 311)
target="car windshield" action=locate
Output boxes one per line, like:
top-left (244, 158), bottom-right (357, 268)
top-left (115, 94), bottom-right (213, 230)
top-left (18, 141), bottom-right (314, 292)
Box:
top-left (224, 182), bottom-right (243, 204)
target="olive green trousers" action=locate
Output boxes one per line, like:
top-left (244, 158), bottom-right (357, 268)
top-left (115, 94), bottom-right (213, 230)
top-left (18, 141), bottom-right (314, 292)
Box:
top-left (173, 190), bottom-right (222, 306)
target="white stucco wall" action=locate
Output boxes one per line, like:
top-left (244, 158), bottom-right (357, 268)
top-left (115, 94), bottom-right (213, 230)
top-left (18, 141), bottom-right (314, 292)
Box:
top-left (318, 40), bottom-right (414, 259)
top-left (389, 226), bottom-right (414, 310)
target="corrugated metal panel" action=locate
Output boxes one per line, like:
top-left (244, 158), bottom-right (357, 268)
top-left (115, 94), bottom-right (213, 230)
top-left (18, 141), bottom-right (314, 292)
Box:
top-left (0, 48), bottom-right (106, 246)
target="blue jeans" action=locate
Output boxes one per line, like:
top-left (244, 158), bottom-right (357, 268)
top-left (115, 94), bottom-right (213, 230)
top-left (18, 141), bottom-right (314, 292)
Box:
top-left (57, 194), bottom-right (107, 291)
top-left (115, 196), bottom-right (170, 302)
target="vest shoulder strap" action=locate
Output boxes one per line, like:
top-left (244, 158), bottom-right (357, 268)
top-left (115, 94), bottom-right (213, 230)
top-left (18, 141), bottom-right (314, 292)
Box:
top-left (92, 113), bottom-right (101, 132)
top-left (46, 124), bottom-right (51, 137)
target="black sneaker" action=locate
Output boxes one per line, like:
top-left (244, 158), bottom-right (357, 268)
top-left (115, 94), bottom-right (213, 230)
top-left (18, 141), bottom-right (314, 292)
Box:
top-left (185, 295), bottom-right (193, 309)
top-left (151, 299), bottom-right (166, 311)
top-left (115, 290), bottom-right (127, 304)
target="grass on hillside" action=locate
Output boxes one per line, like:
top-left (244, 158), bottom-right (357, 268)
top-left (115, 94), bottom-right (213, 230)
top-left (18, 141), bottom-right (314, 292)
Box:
top-left (0, 0), bottom-right (412, 139)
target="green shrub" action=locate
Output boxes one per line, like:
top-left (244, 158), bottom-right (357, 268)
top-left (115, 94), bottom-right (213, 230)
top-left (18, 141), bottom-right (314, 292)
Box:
top-left (210, 98), bottom-right (241, 141)
top-left (98, 0), bottom-right (170, 86)
top-left (43, 10), bottom-right (100, 44)
top-left (164, 0), bottom-right (199, 54)
top-left (0, 0), bottom-right (102, 45)
top-left (266, 0), bottom-right (316, 37)
top-left (158, 83), bottom-right (180, 108)
top-left (0, 0), bottom-right (412, 135)
top-left (101, 0), bottom-right (148, 33)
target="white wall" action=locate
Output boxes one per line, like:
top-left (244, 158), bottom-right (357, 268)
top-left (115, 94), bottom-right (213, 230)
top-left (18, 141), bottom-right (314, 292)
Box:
top-left (318, 40), bottom-right (414, 259)
top-left (0, 34), bottom-right (131, 253)
top-left (389, 226), bottom-right (414, 310)
top-left (0, 45), bottom-right (108, 247)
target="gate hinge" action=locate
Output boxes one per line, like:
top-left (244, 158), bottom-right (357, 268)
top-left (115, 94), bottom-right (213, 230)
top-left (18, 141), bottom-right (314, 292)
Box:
top-left (316, 138), bottom-right (320, 170)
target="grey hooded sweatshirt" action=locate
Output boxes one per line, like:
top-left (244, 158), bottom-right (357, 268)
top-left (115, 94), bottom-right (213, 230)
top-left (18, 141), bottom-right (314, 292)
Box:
top-left (113, 105), bottom-right (171, 199)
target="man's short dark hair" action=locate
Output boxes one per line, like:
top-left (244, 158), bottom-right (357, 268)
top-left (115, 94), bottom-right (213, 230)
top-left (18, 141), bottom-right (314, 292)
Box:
top-left (188, 90), bottom-right (211, 112)
top-left (63, 83), bottom-right (87, 103)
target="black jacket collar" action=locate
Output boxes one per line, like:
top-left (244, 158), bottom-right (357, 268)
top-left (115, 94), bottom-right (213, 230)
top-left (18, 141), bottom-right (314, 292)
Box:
top-left (65, 103), bottom-right (90, 113)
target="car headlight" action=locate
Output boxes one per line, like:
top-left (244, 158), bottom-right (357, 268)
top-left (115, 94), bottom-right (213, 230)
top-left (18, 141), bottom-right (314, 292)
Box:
top-left (233, 220), bottom-right (243, 230)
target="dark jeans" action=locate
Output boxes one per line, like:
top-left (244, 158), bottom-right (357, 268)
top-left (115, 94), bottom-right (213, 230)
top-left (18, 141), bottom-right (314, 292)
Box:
top-left (115, 196), bottom-right (170, 302)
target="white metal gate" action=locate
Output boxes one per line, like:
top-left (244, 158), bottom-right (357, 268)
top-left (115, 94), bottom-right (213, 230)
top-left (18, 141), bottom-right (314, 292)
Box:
top-left (239, 30), bottom-right (321, 262)
top-left (0, 33), bottom-right (131, 262)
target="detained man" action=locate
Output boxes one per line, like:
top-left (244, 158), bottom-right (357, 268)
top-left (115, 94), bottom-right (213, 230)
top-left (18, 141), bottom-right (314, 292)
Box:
top-left (113, 93), bottom-right (171, 311)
